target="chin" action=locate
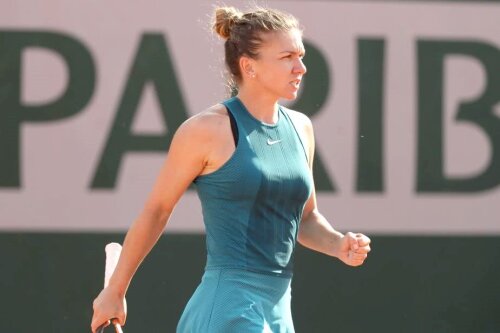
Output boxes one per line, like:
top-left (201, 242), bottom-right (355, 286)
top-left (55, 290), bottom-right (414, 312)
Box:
top-left (272, 86), bottom-right (299, 101)
top-left (282, 92), bottom-right (298, 101)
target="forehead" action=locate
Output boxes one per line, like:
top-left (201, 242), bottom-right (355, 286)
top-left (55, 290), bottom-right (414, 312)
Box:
top-left (259, 29), bottom-right (304, 54)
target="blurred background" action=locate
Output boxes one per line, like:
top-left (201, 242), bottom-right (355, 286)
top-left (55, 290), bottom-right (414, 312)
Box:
top-left (1, 0), bottom-right (499, 332)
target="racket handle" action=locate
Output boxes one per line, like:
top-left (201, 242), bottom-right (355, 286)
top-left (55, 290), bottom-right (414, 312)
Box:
top-left (97, 242), bottom-right (124, 333)
top-left (114, 322), bottom-right (124, 333)
top-left (104, 242), bottom-right (122, 287)
top-left (96, 321), bottom-right (123, 333)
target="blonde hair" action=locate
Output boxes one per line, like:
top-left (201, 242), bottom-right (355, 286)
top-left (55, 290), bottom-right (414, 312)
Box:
top-left (213, 6), bottom-right (300, 84)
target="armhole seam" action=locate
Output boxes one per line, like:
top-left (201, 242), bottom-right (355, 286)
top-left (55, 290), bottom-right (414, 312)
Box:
top-left (225, 106), bottom-right (239, 147)
top-left (281, 107), bottom-right (310, 164)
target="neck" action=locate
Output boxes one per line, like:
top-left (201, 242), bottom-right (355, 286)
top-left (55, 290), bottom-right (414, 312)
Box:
top-left (236, 86), bottom-right (279, 125)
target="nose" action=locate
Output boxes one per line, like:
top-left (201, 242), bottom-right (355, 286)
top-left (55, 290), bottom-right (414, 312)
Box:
top-left (294, 58), bottom-right (307, 75)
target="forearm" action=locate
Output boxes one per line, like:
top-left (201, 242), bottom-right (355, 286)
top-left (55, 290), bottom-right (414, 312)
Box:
top-left (297, 210), bottom-right (343, 257)
top-left (107, 207), bottom-right (171, 296)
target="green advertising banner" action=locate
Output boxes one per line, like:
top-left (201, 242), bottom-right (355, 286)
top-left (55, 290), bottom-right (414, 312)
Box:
top-left (1, 0), bottom-right (499, 234)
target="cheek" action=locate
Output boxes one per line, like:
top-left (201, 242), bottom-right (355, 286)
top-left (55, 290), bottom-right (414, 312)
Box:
top-left (261, 73), bottom-right (287, 93)
top-left (260, 62), bottom-right (290, 83)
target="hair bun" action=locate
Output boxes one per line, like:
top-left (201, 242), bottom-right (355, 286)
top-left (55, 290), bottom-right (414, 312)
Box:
top-left (213, 7), bottom-right (243, 40)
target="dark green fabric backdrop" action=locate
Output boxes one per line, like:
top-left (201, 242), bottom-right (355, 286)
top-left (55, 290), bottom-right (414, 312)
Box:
top-left (1, 233), bottom-right (499, 333)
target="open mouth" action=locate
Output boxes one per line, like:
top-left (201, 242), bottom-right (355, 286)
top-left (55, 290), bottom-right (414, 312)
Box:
top-left (290, 79), bottom-right (301, 88)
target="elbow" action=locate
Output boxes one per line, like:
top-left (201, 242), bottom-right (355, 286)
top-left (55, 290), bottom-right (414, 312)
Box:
top-left (142, 201), bottom-right (172, 227)
top-left (297, 218), bottom-right (311, 245)
top-left (300, 208), bottom-right (318, 226)
top-left (297, 209), bottom-right (319, 245)
top-left (297, 230), bottom-right (306, 246)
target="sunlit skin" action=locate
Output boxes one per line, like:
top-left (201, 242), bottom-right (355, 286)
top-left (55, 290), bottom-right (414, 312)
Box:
top-left (244, 29), bottom-right (306, 100)
top-left (234, 29), bottom-right (306, 126)
top-left (90, 28), bottom-right (371, 333)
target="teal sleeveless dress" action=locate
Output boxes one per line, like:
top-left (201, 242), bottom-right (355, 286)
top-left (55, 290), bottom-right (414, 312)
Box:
top-left (176, 97), bottom-right (313, 333)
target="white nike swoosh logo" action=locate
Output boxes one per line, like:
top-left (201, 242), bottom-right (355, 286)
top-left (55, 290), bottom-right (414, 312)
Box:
top-left (267, 139), bottom-right (282, 145)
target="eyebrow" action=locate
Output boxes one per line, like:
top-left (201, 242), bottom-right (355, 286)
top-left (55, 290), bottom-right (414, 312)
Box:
top-left (279, 50), bottom-right (306, 55)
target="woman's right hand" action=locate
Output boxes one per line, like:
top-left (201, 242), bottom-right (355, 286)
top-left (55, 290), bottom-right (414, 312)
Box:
top-left (91, 285), bottom-right (127, 333)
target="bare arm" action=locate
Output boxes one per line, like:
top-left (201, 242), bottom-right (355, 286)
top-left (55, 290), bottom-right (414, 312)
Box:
top-left (91, 107), bottom-right (228, 332)
top-left (106, 119), bottom-right (206, 297)
top-left (293, 112), bottom-right (343, 257)
top-left (290, 111), bottom-right (371, 265)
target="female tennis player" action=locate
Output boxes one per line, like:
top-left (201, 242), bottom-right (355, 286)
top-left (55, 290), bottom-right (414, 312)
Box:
top-left (91, 6), bottom-right (371, 333)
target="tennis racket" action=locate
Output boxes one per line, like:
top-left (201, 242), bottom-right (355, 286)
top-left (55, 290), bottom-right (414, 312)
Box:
top-left (96, 242), bottom-right (124, 333)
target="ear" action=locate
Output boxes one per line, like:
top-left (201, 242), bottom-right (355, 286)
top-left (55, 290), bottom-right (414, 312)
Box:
top-left (239, 56), bottom-right (256, 79)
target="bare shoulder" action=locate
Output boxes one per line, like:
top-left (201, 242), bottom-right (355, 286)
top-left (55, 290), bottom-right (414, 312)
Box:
top-left (175, 103), bottom-right (229, 139)
top-left (196, 103), bottom-right (230, 121)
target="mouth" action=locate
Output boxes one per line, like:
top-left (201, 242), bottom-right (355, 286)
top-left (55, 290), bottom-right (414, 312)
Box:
top-left (290, 79), bottom-right (301, 89)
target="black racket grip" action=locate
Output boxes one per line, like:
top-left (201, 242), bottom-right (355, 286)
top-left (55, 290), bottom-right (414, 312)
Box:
top-left (96, 320), bottom-right (122, 333)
